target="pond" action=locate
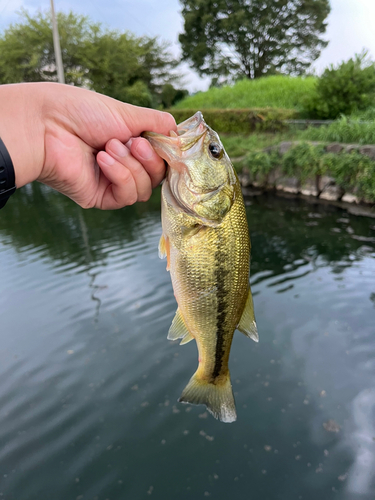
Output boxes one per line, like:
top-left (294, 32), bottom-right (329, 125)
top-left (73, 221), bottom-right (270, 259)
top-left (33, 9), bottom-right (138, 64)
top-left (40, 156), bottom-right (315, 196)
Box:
top-left (1, 184), bottom-right (375, 500)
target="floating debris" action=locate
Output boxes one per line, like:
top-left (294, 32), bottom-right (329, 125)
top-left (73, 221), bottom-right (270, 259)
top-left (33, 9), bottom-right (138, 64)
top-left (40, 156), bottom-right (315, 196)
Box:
top-left (338, 473), bottom-right (348, 482)
top-left (323, 420), bottom-right (340, 433)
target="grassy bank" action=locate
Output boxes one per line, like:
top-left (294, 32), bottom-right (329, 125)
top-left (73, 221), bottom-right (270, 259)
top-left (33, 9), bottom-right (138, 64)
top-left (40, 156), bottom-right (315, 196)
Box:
top-left (221, 111), bottom-right (375, 159)
top-left (300, 116), bottom-right (375, 144)
top-left (221, 132), bottom-right (297, 158)
top-left (168, 108), bottom-right (297, 134)
top-left (174, 76), bottom-right (317, 111)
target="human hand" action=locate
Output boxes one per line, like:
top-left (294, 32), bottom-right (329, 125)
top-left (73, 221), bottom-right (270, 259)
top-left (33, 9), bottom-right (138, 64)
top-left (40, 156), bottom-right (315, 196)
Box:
top-left (0, 83), bottom-right (176, 209)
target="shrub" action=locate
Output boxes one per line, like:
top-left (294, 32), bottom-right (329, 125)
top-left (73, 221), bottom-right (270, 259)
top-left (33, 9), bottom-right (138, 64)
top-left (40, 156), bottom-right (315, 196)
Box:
top-left (303, 50), bottom-right (375, 119)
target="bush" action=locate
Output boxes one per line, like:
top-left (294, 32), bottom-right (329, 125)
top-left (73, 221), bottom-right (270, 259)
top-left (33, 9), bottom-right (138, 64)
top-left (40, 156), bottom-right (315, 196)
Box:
top-left (167, 108), bottom-right (298, 134)
top-left (303, 51), bottom-right (375, 119)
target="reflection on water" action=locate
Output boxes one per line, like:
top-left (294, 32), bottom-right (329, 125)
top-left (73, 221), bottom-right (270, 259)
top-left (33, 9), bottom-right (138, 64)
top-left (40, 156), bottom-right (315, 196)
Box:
top-left (1, 185), bottom-right (375, 500)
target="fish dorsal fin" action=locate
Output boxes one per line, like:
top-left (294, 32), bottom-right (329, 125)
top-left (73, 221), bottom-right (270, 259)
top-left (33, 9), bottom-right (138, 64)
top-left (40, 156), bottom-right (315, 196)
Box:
top-left (168, 308), bottom-right (194, 345)
top-left (158, 234), bottom-right (170, 271)
top-left (237, 288), bottom-right (259, 342)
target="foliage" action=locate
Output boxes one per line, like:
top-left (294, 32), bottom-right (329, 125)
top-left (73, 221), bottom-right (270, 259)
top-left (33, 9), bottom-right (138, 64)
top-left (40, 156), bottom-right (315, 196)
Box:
top-left (244, 142), bottom-right (375, 202)
top-left (0, 10), bottom-right (182, 107)
top-left (282, 142), bottom-right (326, 179)
top-left (168, 107), bottom-right (298, 134)
top-left (300, 116), bottom-right (375, 144)
top-left (160, 84), bottom-right (189, 108)
top-left (179, 0), bottom-right (330, 84)
top-left (174, 76), bottom-right (316, 111)
top-left (303, 51), bottom-right (375, 119)
top-left (349, 106), bottom-right (375, 121)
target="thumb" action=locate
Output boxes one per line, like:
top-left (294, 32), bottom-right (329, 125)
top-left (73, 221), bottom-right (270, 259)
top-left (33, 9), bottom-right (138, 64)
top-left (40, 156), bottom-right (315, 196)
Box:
top-left (118, 103), bottom-right (177, 138)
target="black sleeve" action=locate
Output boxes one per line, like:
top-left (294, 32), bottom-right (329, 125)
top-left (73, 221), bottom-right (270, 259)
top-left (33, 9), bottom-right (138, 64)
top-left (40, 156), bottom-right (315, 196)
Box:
top-left (0, 137), bottom-right (16, 209)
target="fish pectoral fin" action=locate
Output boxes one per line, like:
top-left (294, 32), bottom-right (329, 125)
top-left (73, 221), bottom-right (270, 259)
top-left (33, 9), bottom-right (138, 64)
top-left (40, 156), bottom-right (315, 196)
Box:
top-left (237, 287), bottom-right (259, 343)
top-left (167, 308), bottom-right (194, 345)
top-left (158, 234), bottom-right (170, 271)
top-left (158, 234), bottom-right (167, 259)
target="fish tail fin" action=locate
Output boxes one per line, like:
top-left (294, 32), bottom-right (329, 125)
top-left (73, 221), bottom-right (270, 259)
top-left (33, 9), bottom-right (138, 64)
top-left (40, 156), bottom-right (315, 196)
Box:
top-left (178, 371), bottom-right (236, 423)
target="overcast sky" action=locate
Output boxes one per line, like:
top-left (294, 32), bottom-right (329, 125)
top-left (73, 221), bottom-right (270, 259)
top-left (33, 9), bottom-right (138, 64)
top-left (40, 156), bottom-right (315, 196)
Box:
top-left (0, 0), bottom-right (374, 92)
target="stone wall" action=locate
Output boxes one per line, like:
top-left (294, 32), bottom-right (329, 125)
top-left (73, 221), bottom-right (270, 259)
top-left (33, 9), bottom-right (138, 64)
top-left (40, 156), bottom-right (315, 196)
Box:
top-left (239, 142), bottom-right (375, 205)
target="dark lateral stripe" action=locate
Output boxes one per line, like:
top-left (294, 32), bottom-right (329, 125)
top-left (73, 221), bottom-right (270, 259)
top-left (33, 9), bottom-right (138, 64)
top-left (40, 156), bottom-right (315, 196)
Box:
top-left (212, 248), bottom-right (229, 379)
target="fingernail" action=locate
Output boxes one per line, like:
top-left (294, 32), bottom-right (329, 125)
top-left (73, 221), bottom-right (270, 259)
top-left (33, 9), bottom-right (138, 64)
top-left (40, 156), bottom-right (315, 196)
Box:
top-left (101, 152), bottom-right (115, 166)
top-left (135, 140), bottom-right (153, 160)
top-left (109, 140), bottom-right (129, 158)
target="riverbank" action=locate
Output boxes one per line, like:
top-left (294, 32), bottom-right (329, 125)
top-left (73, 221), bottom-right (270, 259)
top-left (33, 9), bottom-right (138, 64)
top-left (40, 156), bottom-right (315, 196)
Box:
top-left (237, 141), bottom-right (375, 212)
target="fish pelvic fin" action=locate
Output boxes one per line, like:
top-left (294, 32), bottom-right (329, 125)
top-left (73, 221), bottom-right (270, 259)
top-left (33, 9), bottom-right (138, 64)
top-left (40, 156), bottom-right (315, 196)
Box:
top-left (237, 287), bottom-right (259, 343)
top-left (178, 371), bottom-right (236, 423)
top-left (168, 308), bottom-right (194, 345)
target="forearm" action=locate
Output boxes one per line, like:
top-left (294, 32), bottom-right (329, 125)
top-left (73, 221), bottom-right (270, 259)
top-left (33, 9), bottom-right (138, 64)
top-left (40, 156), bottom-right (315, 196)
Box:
top-left (0, 83), bottom-right (45, 187)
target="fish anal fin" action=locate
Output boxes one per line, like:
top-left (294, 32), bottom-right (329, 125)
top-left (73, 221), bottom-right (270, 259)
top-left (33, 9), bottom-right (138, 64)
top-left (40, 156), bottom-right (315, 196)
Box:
top-left (178, 370), bottom-right (236, 423)
top-left (237, 287), bottom-right (259, 342)
top-left (168, 308), bottom-right (193, 345)
top-left (180, 332), bottom-right (194, 345)
top-left (158, 234), bottom-right (170, 271)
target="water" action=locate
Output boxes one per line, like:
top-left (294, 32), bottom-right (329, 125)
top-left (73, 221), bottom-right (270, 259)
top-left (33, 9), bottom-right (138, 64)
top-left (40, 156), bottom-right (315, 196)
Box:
top-left (1, 184), bottom-right (375, 500)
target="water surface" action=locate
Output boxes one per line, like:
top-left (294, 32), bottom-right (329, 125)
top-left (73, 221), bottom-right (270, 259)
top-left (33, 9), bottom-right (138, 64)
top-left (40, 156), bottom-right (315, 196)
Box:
top-left (1, 184), bottom-right (375, 500)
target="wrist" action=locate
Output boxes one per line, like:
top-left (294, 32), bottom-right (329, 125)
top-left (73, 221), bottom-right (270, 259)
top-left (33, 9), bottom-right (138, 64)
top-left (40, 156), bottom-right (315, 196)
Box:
top-left (0, 83), bottom-right (45, 188)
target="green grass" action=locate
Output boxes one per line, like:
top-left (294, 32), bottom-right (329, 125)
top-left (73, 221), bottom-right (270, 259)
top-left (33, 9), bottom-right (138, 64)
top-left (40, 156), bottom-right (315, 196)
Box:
top-left (221, 132), bottom-right (299, 158)
top-left (301, 116), bottom-right (375, 144)
top-left (349, 107), bottom-right (375, 121)
top-left (174, 76), bottom-right (317, 111)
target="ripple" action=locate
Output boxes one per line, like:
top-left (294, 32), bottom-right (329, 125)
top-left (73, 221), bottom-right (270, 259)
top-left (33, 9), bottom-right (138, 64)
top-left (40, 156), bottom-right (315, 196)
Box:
top-left (1, 192), bottom-right (375, 500)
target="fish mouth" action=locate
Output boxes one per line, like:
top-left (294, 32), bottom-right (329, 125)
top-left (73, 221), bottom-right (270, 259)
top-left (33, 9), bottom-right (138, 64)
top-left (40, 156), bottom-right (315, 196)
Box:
top-left (142, 111), bottom-right (207, 165)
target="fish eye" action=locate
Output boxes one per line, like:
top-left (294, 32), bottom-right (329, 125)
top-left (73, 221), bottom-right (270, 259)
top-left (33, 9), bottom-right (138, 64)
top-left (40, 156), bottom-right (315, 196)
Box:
top-left (208, 142), bottom-right (223, 160)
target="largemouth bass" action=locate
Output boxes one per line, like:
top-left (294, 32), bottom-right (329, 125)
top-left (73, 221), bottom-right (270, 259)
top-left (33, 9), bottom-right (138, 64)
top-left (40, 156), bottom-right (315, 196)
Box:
top-left (143, 112), bottom-right (258, 423)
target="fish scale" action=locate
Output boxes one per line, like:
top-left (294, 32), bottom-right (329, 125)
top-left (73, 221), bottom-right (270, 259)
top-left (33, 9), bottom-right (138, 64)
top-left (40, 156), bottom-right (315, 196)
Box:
top-left (143, 112), bottom-right (258, 422)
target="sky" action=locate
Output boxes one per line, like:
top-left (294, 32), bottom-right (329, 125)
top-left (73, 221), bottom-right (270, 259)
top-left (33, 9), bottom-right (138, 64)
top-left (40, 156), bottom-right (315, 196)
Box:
top-left (0, 0), bottom-right (375, 92)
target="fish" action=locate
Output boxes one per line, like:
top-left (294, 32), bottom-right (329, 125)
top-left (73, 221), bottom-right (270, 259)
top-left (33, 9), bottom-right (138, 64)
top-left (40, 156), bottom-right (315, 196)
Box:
top-left (143, 111), bottom-right (258, 423)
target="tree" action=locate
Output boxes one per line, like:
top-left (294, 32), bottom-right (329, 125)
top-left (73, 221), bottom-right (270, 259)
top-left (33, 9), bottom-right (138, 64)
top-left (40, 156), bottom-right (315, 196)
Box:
top-left (0, 10), bottom-right (182, 107)
top-left (179, 0), bottom-right (330, 83)
top-left (160, 83), bottom-right (189, 108)
top-left (303, 50), bottom-right (375, 119)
